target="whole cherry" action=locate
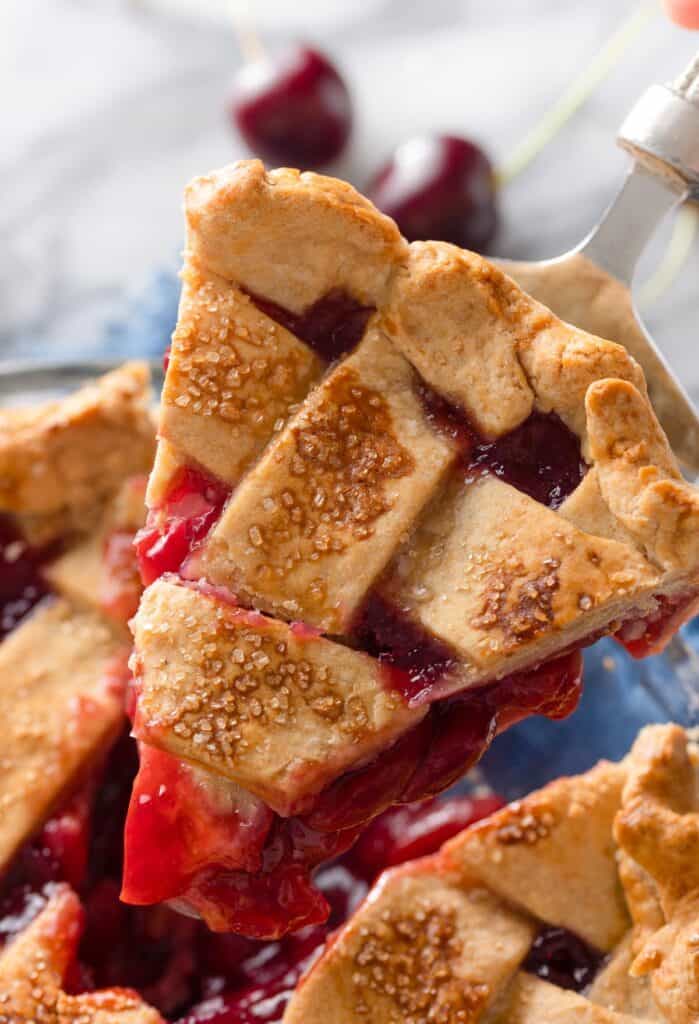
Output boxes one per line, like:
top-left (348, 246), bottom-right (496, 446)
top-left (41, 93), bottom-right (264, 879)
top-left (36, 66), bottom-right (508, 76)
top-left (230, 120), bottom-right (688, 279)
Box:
top-left (230, 44), bottom-right (352, 169)
top-left (367, 134), bottom-right (497, 251)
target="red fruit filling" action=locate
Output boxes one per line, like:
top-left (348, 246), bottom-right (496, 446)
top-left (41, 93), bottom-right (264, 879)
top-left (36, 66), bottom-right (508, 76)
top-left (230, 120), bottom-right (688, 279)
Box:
top-left (0, 723), bottom-right (500, 1019)
top-left (246, 288), bottom-right (374, 364)
top-left (122, 745), bottom-right (274, 907)
top-left (523, 926), bottom-right (605, 993)
top-left (122, 743), bottom-right (362, 940)
top-left (304, 650), bottom-right (583, 832)
top-left (0, 514), bottom-right (54, 639)
top-left (420, 385), bottom-right (587, 510)
top-left (616, 590), bottom-right (699, 659)
top-left (135, 465), bottom-right (231, 584)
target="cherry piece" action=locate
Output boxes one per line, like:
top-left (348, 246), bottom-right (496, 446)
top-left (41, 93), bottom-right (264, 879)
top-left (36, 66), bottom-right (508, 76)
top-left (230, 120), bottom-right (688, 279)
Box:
top-left (247, 288), bottom-right (373, 363)
top-left (230, 45), bottom-right (352, 169)
top-left (367, 135), bottom-right (497, 251)
top-left (135, 465), bottom-right (231, 585)
top-left (0, 515), bottom-right (53, 639)
top-left (348, 795), bottom-right (503, 882)
top-left (524, 926), bottom-right (605, 992)
top-left (467, 411), bottom-right (587, 510)
top-left (353, 591), bottom-right (458, 704)
top-left (616, 591), bottom-right (699, 658)
top-left (420, 385), bottom-right (587, 510)
top-left (303, 722), bottom-right (431, 832)
top-left (122, 745), bottom-right (273, 908)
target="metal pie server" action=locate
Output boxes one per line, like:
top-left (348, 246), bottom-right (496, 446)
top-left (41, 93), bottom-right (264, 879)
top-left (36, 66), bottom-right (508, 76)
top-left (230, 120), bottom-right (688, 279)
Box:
top-left (501, 52), bottom-right (699, 476)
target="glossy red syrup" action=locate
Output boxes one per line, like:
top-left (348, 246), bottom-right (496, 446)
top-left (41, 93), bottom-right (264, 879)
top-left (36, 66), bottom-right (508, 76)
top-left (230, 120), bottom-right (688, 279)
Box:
top-left (347, 795), bottom-right (503, 882)
top-left (0, 514), bottom-right (53, 639)
top-left (420, 386), bottom-right (587, 510)
top-left (135, 466), bottom-right (231, 585)
top-left (122, 744), bottom-right (362, 940)
top-left (122, 746), bottom-right (274, 907)
top-left (354, 591), bottom-right (458, 703)
top-left (616, 591), bottom-right (699, 658)
top-left (247, 288), bottom-right (373, 363)
top-left (304, 650), bottom-right (583, 831)
top-left (1, 724), bottom-right (498, 1019)
top-left (524, 926), bottom-right (604, 992)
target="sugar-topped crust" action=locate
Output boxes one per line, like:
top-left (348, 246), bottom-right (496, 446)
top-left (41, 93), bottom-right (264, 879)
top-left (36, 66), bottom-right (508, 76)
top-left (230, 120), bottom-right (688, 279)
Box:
top-left (184, 161), bottom-right (407, 313)
top-left (286, 861), bottom-right (536, 1024)
top-left (0, 599), bottom-right (127, 873)
top-left (0, 884), bottom-right (162, 1023)
top-left (151, 161), bottom-right (699, 634)
top-left (156, 266), bottom-right (323, 490)
top-left (0, 363), bottom-right (155, 542)
top-left (133, 578), bottom-right (424, 814)
top-left (129, 161), bottom-right (699, 870)
top-left (443, 759), bottom-right (630, 951)
top-left (188, 326), bottom-right (456, 632)
top-left (283, 724), bottom-right (699, 1024)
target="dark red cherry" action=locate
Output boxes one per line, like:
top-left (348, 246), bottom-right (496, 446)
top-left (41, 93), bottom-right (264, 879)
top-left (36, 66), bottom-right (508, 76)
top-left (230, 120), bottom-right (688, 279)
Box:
top-left (367, 134), bottom-right (497, 251)
top-left (230, 45), bottom-right (352, 169)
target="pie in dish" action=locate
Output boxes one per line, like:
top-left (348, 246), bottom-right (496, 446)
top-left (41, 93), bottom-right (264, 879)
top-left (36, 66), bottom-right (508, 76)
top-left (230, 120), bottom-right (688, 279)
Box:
top-left (123, 159), bottom-right (699, 938)
top-left (285, 722), bottom-right (699, 1024)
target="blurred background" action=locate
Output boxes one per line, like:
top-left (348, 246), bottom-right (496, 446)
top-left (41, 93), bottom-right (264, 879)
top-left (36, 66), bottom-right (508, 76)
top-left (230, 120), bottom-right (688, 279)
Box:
top-left (2, 0), bottom-right (698, 402)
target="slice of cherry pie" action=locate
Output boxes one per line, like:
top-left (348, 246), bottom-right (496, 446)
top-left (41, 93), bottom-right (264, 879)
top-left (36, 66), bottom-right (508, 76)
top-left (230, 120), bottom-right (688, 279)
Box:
top-left (285, 722), bottom-right (699, 1024)
top-left (125, 159), bottom-right (699, 938)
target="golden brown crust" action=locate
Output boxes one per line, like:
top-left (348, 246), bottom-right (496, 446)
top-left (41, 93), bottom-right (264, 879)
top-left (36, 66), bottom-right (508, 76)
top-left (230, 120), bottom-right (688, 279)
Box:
top-left (285, 726), bottom-right (699, 1023)
top-left (381, 474), bottom-right (661, 686)
top-left (189, 327), bottom-right (455, 632)
top-left (388, 242), bottom-right (535, 437)
top-left (586, 381), bottom-right (699, 574)
top-left (443, 760), bottom-right (630, 951)
top-left (285, 861), bottom-right (537, 1024)
top-left (0, 363), bottom-right (155, 540)
top-left (44, 475), bottom-right (147, 625)
top-left (503, 252), bottom-right (699, 473)
top-left (0, 885), bottom-right (162, 1023)
top-left (185, 160), bottom-right (407, 312)
top-left (588, 934), bottom-right (663, 1021)
top-left (485, 973), bottom-right (642, 1023)
top-left (128, 162), bottom-right (699, 881)
top-left (132, 578), bottom-right (424, 814)
top-left (157, 264), bottom-right (323, 487)
top-left (612, 725), bottom-right (699, 1024)
top-left (0, 599), bottom-right (126, 873)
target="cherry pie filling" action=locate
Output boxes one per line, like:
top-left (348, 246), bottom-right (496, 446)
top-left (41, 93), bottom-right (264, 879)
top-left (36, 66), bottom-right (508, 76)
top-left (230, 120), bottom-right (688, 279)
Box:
top-left (124, 288), bottom-right (698, 941)
top-left (0, 720), bottom-right (501, 1019)
top-left (0, 515), bottom-right (54, 639)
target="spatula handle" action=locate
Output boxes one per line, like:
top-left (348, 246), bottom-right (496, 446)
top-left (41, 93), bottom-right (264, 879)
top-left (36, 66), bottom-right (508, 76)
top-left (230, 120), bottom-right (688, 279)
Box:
top-left (617, 50), bottom-right (699, 190)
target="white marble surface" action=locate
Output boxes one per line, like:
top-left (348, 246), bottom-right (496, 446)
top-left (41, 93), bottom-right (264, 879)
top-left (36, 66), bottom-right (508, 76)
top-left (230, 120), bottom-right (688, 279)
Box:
top-left (2, 0), bottom-right (698, 397)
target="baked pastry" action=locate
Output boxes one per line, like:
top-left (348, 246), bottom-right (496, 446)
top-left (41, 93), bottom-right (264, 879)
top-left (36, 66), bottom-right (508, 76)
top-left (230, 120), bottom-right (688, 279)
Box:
top-left (125, 159), bottom-right (699, 937)
top-left (0, 365), bottom-right (162, 1020)
top-left (0, 884), bottom-right (162, 1023)
top-left (285, 722), bottom-right (699, 1024)
top-left (0, 365), bottom-right (154, 868)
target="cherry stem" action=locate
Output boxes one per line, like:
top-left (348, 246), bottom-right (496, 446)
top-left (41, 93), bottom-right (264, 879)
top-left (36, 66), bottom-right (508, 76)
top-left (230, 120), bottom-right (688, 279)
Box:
top-left (230, 3), bottom-right (266, 63)
top-left (496, 1), bottom-right (656, 186)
